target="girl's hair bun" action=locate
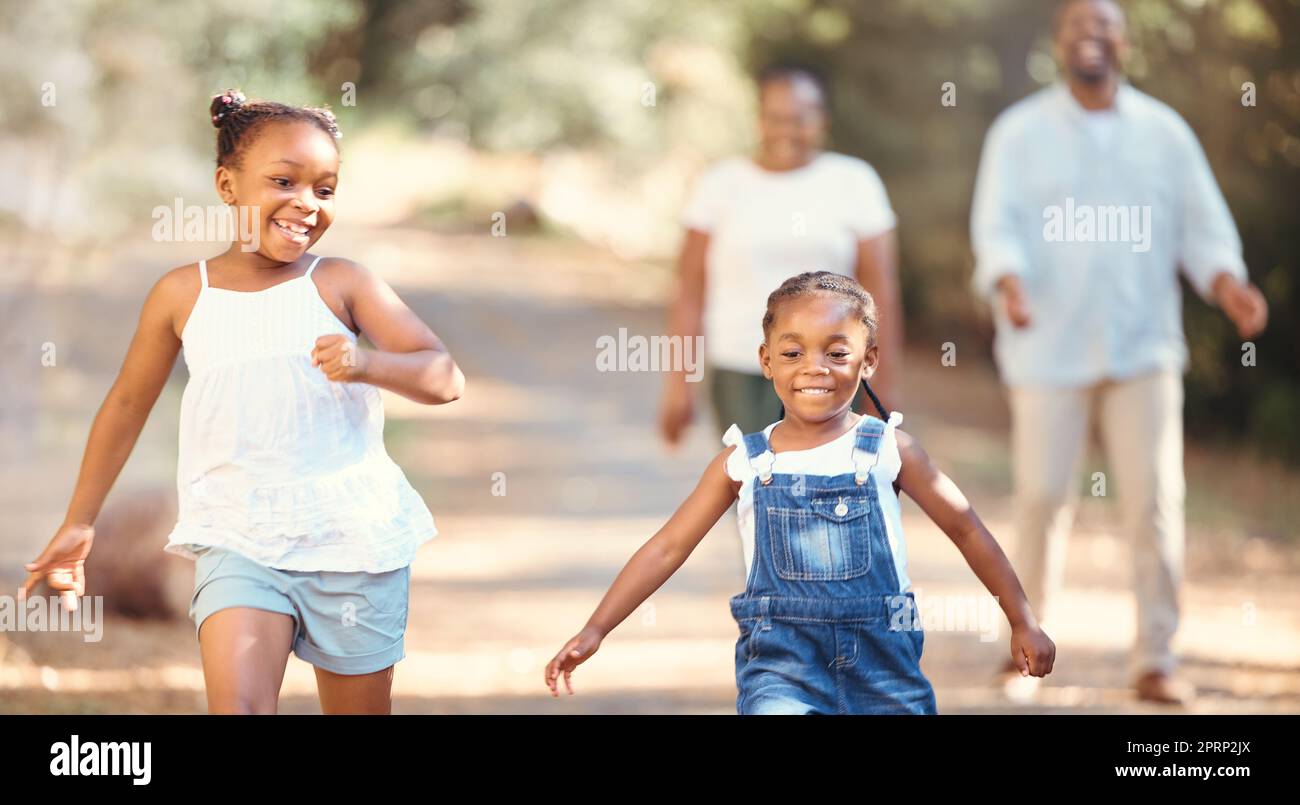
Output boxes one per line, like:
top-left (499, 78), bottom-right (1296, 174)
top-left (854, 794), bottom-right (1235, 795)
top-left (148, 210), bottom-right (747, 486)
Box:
top-left (210, 91), bottom-right (342, 168)
top-left (210, 89), bottom-right (247, 128)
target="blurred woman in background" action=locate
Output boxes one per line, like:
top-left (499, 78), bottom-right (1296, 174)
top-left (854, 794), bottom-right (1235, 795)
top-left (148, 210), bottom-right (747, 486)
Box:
top-left (659, 63), bottom-right (905, 446)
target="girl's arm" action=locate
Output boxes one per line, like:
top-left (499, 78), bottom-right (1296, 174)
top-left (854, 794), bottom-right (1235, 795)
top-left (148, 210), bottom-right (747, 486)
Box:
top-left (21, 269), bottom-right (187, 608)
top-left (310, 258), bottom-right (464, 404)
top-left (544, 447), bottom-right (740, 695)
top-left (894, 428), bottom-right (1056, 677)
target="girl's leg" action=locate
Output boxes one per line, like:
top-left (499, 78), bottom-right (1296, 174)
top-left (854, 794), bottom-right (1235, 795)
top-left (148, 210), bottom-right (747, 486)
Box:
top-left (198, 607), bottom-right (295, 714)
top-left (313, 664), bottom-right (394, 714)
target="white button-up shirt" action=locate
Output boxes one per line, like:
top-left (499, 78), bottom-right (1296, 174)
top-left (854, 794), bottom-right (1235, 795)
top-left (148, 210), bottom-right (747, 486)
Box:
top-left (970, 81), bottom-right (1247, 388)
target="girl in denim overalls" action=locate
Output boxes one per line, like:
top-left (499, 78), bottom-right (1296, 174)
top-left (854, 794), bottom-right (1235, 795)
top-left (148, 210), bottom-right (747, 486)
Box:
top-left (547, 271), bottom-right (1056, 714)
top-left (728, 405), bottom-right (932, 713)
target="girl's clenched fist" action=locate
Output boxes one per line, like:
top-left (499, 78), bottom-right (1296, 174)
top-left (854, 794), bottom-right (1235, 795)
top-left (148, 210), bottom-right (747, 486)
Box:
top-left (312, 333), bottom-right (368, 382)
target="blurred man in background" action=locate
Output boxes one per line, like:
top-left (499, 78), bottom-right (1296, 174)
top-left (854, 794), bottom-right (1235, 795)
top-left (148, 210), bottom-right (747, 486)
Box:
top-left (970, 0), bottom-right (1268, 705)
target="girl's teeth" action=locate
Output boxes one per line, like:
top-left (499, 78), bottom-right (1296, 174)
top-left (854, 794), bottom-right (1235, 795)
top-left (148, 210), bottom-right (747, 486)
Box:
top-left (274, 220), bottom-right (308, 241)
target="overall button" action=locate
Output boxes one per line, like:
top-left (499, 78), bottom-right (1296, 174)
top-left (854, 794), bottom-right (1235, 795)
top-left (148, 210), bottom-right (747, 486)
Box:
top-left (834, 501), bottom-right (849, 517)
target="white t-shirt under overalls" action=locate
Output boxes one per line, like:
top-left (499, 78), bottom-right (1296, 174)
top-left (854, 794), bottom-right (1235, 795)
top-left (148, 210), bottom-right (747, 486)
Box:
top-left (722, 412), bottom-right (913, 593)
top-left (163, 256), bottom-right (437, 572)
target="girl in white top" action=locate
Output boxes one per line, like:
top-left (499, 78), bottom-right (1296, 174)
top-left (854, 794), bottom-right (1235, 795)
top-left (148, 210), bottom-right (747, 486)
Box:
top-left (20, 90), bottom-right (464, 713)
top-left (171, 253), bottom-right (436, 572)
top-left (548, 272), bottom-right (1056, 711)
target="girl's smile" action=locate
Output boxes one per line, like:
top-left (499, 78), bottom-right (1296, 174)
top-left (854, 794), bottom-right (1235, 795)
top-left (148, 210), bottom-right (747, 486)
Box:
top-left (271, 217), bottom-right (313, 244)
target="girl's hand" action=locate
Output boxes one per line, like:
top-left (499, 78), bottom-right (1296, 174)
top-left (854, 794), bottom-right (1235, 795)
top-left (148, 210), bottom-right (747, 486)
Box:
top-left (1009, 623), bottom-right (1056, 678)
top-left (20, 523), bottom-right (95, 612)
top-left (544, 626), bottom-right (603, 696)
top-left (312, 334), bottom-right (368, 382)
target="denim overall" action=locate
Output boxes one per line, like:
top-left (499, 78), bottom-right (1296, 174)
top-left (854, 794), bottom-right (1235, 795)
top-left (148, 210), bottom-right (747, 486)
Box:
top-left (730, 414), bottom-right (938, 714)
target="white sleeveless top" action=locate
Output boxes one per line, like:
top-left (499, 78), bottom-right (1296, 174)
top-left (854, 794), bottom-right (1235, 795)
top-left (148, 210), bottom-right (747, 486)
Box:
top-left (722, 412), bottom-right (913, 593)
top-left (163, 256), bottom-right (438, 572)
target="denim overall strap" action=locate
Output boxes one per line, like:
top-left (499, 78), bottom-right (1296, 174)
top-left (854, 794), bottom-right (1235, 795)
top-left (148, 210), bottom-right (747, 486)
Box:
top-left (851, 410), bottom-right (904, 485)
top-left (742, 431), bottom-right (776, 486)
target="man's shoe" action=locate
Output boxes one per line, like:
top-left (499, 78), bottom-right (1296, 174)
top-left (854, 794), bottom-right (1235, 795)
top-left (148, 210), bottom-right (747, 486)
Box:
top-left (1134, 670), bottom-right (1196, 705)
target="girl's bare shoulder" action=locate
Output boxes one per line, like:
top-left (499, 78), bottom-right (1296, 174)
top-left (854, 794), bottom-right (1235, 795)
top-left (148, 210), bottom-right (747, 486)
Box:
top-left (152, 262), bottom-right (203, 337)
top-left (305, 256), bottom-right (365, 333)
top-left (713, 444), bottom-right (744, 497)
top-left (310, 256), bottom-right (371, 291)
top-left (894, 427), bottom-right (927, 460)
top-left (154, 261), bottom-right (202, 296)
top-left (893, 428), bottom-right (940, 480)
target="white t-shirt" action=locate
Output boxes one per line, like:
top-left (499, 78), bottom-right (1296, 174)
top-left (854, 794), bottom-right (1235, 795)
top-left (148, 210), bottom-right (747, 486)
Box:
top-left (721, 414), bottom-right (913, 594)
top-left (682, 152), bottom-right (897, 374)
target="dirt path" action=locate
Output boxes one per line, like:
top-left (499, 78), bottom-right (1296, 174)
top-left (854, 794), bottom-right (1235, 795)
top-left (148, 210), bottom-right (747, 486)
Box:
top-left (3, 228), bottom-right (1297, 714)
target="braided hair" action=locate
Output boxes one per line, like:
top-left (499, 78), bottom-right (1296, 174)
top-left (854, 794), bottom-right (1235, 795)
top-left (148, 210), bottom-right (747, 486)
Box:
top-left (209, 89), bottom-right (342, 170)
top-left (763, 270), bottom-right (889, 421)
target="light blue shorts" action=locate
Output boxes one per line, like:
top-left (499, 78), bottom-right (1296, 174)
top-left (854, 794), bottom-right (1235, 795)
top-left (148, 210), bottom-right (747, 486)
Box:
top-left (188, 545), bottom-right (410, 676)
